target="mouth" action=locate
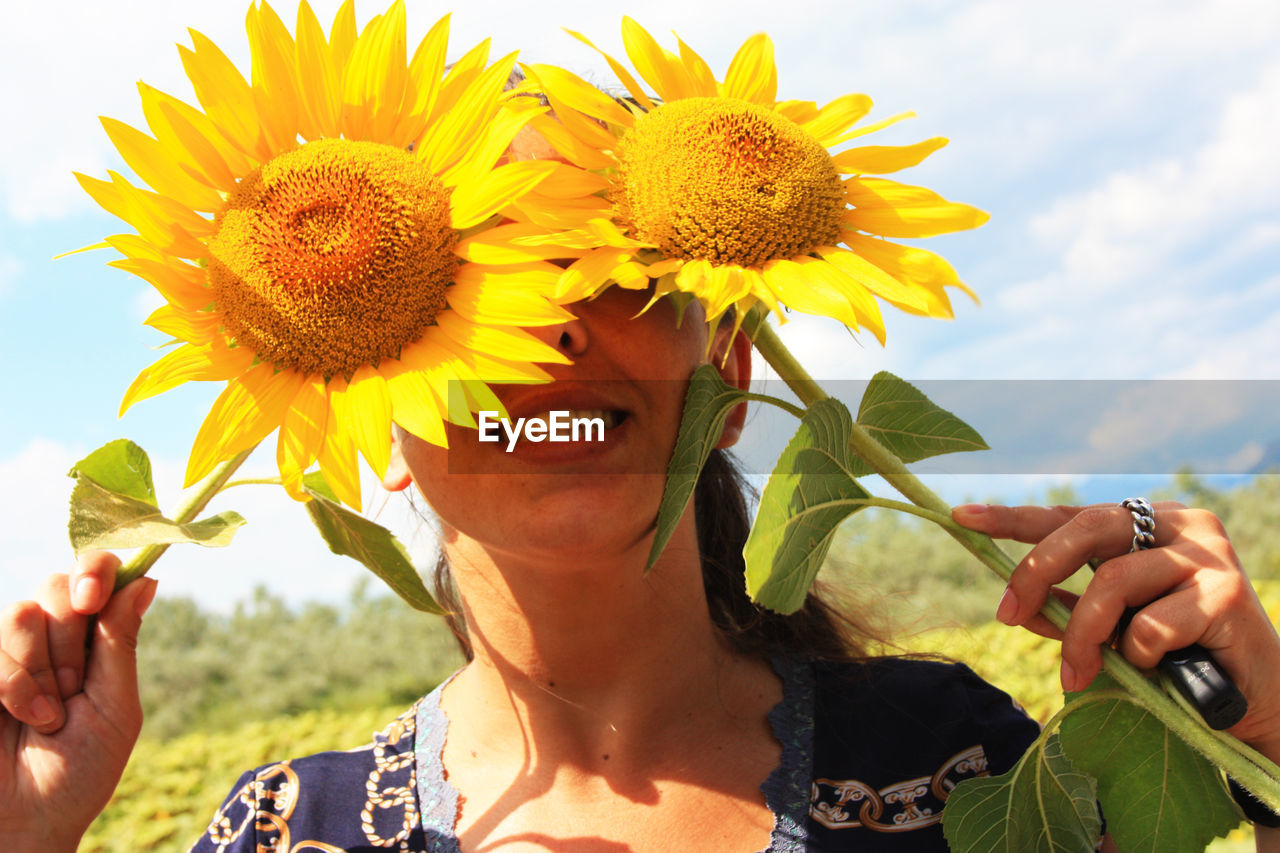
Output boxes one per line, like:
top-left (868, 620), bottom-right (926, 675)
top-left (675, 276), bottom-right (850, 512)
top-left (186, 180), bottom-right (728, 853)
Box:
top-left (521, 408), bottom-right (630, 431)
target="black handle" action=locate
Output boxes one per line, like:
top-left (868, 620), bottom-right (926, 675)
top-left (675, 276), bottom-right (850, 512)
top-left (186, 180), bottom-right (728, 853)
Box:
top-left (1115, 607), bottom-right (1247, 730)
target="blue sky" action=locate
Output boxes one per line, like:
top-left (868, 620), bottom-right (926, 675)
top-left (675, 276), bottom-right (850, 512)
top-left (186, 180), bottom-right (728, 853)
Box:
top-left (2, 0), bottom-right (1279, 609)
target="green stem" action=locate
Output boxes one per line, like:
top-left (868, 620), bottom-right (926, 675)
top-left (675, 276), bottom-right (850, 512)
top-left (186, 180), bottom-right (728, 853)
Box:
top-left (749, 320), bottom-right (1280, 809)
top-left (114, 446), bottom-right (259, 590)
top-left (742, 391), bottom-right (806, 419)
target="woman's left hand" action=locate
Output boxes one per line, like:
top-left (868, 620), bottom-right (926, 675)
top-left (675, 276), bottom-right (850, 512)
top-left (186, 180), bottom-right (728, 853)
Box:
top-left (953, 501), bottom-right (1280, 759)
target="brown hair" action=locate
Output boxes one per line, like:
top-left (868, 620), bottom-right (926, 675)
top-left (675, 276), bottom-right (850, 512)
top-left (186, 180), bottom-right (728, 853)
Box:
top-left (430, 447), bottom-right (876, 662)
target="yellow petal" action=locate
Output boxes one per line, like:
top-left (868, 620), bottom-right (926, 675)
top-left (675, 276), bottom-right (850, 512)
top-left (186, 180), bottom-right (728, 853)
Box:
top-left (398, 337), bottom-right (486, 427)
top-left (620, 17), bottom-right (688, 101)
top-left (186, 364), bottom-right (304, 485)
top-left (760, 258), bottom-right (862, 331)
top-left (343, 364), bottom-right (393, 478)
top-left (674, 35), bottom-right (718, 96)
top-left (720, 33), bottom-right (777, 104)
top-left (100, 117), bottom-right (222, 212)
top-left (382, 353), bottom-right (449, 447)
top-left (416, 50), bottom-right (515, 175)
top-left (316, 374), bottom-right (363, 508)
top-left (139, 83), bottom-right (244, 188)
top-left (277, 374), bottom-right (329, 500)
top-left (833, 137), bottom-right (948, 175)
top-left (523, 63), bottom-right (631, 147)
top-left (451, 265), bottom-right (574, 326)
top-left (815, 245), bottom-right (928, 313)
top-left (843, 234), bottom-right (975, 317)
top-left (558, 246), bottom-right (637, 299)
top-left (341, 0), bottom-right (408, 141)
top-left (799, 93), bottom-right (873, 147)
top-left (449, 160), bottom-right (557, 230)
top-left (844, 178), bottom-right (990, 238)
top-left (827, 110), bottom-right (916, 147)
top-left (246, 1), bottom-right (302, 154)
top-left (144, 303), bottom-right (220, 343)
top-left (179, 30), bottom-right (267, 160)
top-left (456, 222), bottom-right (592, 265)
top-left (434, 311), bottom-right (569, 364)
top-left (776, 99), bottom-right (819, 124)
top-left (563, 27), bottom-right (654, 110)
top-left (394, 14), bottom-right (451, 142)
top-left (108, 256), bottom-right (210, 312)
top-left (120, 342), bottom-right (254, 415)
top-left (75, 172), bottom-right (209, 259)
top-left (295, 0), bottom-right (340, 137)
top-left (524, 112), bottom-right (616, 171)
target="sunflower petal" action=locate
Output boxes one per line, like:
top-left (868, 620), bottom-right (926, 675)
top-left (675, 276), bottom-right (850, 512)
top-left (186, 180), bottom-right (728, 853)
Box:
top-left (456, 222), bottom-right (593, 264)
top-left (109, 256), bottom-right (211, 312)
top-left (434, 311), bottom-right (569, 364)
top-left (341, 0), bottom-right (408, 140)
top-left (185, 364), bottom-right (304, 485)
top-left (416, 49), bottom-right (514, 175)
top-left (120, 342), bottom-right (255, 415)
top-left (525, 113), bottom-right (616, 171)
top-left (800, 93), bottom-right (873, 147)
top-left (675, 34), bottom-right (718, 95)
top-left (382, 355), bottom-right (448, 447)
top-left (449, 160), bottom-right (557, 230)
top-left (396, 14), bottom-right (451, 141)
top-left (100, 117), bottom-right (222, 212)
top-left (144, 304), bottom-right (221, 342)
top-left (563, 27), bottom-right (654, 110)
top-left (827, 110), bottom-right (915, 147)
top-left (833, 137), bottom-right (948, 175)
top-left (179, 30), bottom-right (266, 160)
top-left (277, 374), bottom-right (329, 500)
top-left (524, 63), bottom-right (633, 141)
top-left (720, 33), bottom-right (776, 104)
top-left (343, 364), bottom-right (393, 478)
top-left (760, 258), bottom-right (860, 330)
top-left (451, 265), bottom-right (574, 326)
top-left (317, 375), bottom-right (363, 508)
top-left (816, 245), bottom-right (928, 313)
top-left (620, 17), bottom-right (687, 101)
top-left (141, 86), bottom-right (241, 190)
top-left (295, 0), bottom-right (340, 137)
top-left (844, 178), bottom-right (990, 238)
top-left (555, 247), bottom-right (633, 301)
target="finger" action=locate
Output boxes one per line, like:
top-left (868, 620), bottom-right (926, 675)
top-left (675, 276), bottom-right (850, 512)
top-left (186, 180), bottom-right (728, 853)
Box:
top-left (1016, 588), bottom-right (1079, 641)
top-left (1118, 587), bottom-right (1216, 671)
top-left (0, 602), bottom-right (64, 732)
top-left (36, 574), bottom-right (89, 698)
top-left (953, 501), bottom-right (1186, 546)
top-left (82, 577), bottom-right (156, 736)
top-left (1058, 549), bottom-right (1197, 690)
top-left (998, 505), bottom-right (1193, 627)
top-left (69, 551), bottom-right (121, 615)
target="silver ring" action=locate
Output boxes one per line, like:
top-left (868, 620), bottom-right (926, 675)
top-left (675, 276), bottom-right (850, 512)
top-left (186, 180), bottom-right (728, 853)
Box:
top-left (1121, 497), bottom-right (1156, 552)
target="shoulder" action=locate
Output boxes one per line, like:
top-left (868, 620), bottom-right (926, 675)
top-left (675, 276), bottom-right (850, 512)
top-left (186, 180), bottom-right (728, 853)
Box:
top-left (187, 703), bottom-right (429, 853)
top-left (810, 657), bottom-right (1039, 766)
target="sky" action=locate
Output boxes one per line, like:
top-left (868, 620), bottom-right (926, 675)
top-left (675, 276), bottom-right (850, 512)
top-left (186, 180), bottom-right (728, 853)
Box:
top-left (2, 0), bottom-right (1278, 610)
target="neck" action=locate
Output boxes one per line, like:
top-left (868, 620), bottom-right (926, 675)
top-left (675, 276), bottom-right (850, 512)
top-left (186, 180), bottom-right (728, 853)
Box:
top-left (439, 511), bottom-right (765, 763)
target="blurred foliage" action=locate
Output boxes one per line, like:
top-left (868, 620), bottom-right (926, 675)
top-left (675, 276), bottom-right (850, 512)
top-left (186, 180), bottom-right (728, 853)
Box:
top-left (137, 578), bottom-right (464, 739)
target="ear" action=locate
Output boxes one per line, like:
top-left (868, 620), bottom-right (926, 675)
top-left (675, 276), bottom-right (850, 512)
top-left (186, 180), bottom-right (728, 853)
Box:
top-left (711, 323), bottom-right (753, 450)
top-left (381, 426), bottom-right (414, 492)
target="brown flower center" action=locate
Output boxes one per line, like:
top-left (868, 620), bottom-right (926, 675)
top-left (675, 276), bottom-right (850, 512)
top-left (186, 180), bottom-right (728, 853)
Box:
top-left (208, 138), bottom-right (457, 377)
top-left (613, 97), bottom-right (844, 268)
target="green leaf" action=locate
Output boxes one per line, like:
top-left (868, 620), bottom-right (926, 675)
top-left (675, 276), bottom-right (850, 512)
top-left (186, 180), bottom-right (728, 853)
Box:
top-left (852, 372), bottom-right (988, 475)
top-left (1058, 674), bottom-right (1242, 851)
top-left (942, 732), bottom-right (1101, 853)
top-left (744, 398), bottom-right (872, 614)
top-left (68, 439), bottom-right (157, 505)
top-left (68, 476), bottom-right (245, 552)
top-left (646, 364), bottom-right (749, 571)
top-left (303, 479), bottom-right (443, 614)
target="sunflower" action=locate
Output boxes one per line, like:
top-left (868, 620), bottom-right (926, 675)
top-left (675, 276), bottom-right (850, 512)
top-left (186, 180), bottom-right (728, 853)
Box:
top-left (76, 0), bottom-right (582, 507)
top-left (519, 19), bottom-right (988, 341)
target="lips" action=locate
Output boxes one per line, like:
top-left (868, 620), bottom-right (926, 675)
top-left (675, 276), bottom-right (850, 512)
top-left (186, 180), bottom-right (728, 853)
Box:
top-left (502, 386), bottom-right (634, 430)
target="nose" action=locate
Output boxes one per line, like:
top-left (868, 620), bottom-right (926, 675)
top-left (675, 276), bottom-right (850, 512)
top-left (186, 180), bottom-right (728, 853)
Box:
top-left (529, 315), bottom-right (588, 358)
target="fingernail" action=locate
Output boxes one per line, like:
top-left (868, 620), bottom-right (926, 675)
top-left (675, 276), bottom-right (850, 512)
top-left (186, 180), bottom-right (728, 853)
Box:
top-left (135, 579), bottom-right (158, 618)
top-left (996, 587), bottom-right (1018, 625)
top-left (954, 503), bottom-right (989, 515)
top-left (30, 694), bottom-right (57, 726)
top-left (56, 667), bottom-right (78, 697)
top-left (73, 575), bottom-right (102, 611)
top-left (1060, 660), bottom-right (1078, 693)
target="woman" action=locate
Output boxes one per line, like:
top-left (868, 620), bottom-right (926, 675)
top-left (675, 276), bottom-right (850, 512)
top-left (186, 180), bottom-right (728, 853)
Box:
top-left (3, 275), bottom-right (1280, 852)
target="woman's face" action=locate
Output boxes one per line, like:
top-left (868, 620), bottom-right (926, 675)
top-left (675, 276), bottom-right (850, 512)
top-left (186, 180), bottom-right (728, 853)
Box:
top-left (387, 286), bottom-right (749, 566)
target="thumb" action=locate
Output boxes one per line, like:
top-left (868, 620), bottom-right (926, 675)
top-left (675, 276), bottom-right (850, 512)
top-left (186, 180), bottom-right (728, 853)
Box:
top-left (83, 577), bottom-right (157, 730)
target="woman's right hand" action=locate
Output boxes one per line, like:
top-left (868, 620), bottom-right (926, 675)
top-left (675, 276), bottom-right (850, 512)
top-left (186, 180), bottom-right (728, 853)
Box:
top-left (0, 552), bottom-right (156, 853)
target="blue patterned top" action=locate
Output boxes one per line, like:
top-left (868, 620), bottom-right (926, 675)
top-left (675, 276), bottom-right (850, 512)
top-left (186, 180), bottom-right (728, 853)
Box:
top-left (189, 658), bottom-right (1040, 852)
